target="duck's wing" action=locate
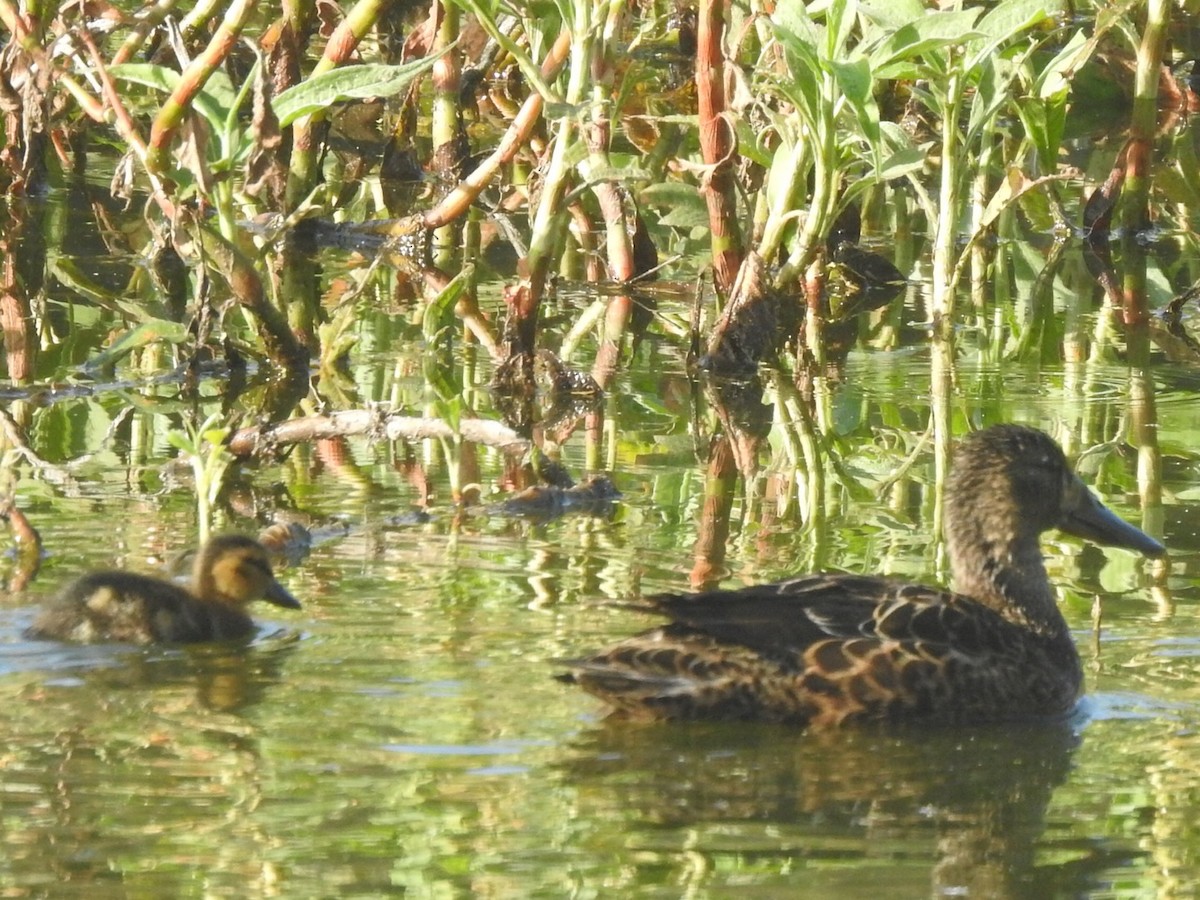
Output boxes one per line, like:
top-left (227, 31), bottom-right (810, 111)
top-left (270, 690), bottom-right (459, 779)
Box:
top-left (560, 576), bottom-right (1055, 723)
top-left (639, 572), bottom-right (1005, 656)
top-left (29, 572), bottom-right (245, 643)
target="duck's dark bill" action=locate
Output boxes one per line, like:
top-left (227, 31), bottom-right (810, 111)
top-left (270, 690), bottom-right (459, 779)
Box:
top-left (265, 581), bottom-right (303, 609)
top-left (1061, 485), bottom-right (1166, 557)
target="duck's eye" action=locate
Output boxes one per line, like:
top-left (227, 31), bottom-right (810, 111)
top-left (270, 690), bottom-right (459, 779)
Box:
top-left (240, 556), bottom-right (273, 580)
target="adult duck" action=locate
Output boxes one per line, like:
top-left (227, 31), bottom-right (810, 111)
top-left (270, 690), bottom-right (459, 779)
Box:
top-left (558, 425), bottom-right (1165, 725)
top-left (27, 534), bottom-right (301, 644)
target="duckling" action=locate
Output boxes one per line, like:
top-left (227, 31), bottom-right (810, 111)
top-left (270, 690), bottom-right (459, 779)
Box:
top-left (557, 425), bottom-right (1166, 725)
top-left (26, 534), bottom-right (301, 644)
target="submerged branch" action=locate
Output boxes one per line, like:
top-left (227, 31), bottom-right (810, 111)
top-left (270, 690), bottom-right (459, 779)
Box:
top-left (185, 215), bottom-right (307, 367)
top-left (227, 411), bottom-right (531, 459)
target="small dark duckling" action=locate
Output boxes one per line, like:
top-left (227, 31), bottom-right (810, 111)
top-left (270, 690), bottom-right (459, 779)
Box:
top-left (26, 534), bottom-right (301, 644)
top-left (558, 425), bottom-right (1166, 726)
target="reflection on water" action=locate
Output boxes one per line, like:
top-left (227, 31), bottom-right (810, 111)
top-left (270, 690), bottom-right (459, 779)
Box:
top-left (561, 721), bottom-right (1082, 898)
top-left (4, 196), bottom-right (1200, 899)
top-left (0, 504), bottom-right (1197, 896)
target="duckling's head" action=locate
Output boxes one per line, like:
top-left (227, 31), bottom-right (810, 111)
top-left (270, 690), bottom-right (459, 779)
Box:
top-left (944, 425), bottom-right (1164, 611)
top-left (193, 534), bottom-right (302, 610)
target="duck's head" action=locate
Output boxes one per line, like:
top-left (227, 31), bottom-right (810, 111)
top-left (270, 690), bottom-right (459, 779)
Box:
top-left (946, 425), bottom-right (1165, 556)
top-left (944, 425), bottom-right (1164, 613)
top-left (193, 534), bottom-right (302, 610)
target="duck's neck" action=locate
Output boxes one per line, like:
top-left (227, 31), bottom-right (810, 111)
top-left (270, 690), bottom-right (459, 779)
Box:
top-left (950, 532), bottom-right (1067, 635)
top-left (191, 555), bottom-right (221, 604)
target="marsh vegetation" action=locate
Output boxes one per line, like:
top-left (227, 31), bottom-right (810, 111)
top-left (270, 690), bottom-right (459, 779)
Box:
top-left (0, 0), bottom-right (1198, 895)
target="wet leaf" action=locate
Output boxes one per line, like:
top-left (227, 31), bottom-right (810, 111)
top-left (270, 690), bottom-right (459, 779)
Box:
top-left (274, 56), bottom-right (445, 126)
top-left (866, 10), bottom-right (984, 80)
top-left (423, 265), bottom-right (473, 342)
top-left (966, 0), bottom-right (1066, 73)
top-left (85, 319), bottom-right (190, 372)
top-left (109, 63), bottom-right (236, 133)
top-left (52, 259), bottom-right (161, 321)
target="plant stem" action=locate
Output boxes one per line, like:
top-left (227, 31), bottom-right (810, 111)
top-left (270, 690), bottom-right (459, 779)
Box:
top-left (515, 6), bottom-right (594, 352)
top-left (1122, 0), bottom-right (1170, 234)
top-left (286, 0), bottom-right (395, 209)
top-left (146, 0), bottom-right (258, 177)
top-left (931, 64), bottom-right (962, 336)
top-left (696, 0), bottom-right (743, 293)
top-left (421, 31), bottom-right (570, 230)
top-left (431, 0), bottom-right (463, 267)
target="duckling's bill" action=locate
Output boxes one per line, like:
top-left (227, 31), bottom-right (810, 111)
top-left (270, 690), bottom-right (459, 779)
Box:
top-left (264, 580), bottom-right (302, 609)
top-left (1060, 480), bottom-right (1165, 557)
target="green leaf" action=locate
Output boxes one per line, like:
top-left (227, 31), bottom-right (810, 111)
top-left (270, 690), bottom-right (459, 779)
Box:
top-left (641, 182), bottom-right (709, 229)
top-left (841, 144), bottom-right (928, 207)
top-left (108, 63), bottom-right (237, 133)
top-left (165, 431), bottom-right (197, 454)
top-left (1034, 28), bottom-right (1090, 98)
top-left (84, 318), bottom-right (190, 372)
top-left (52, 258), bottom-right (164, 322)
top-left (830, 55), bottom-right (881, 168)
top-left (966, 53), bottom-right (1015, 142)
top-left (772, 15), bottom-right (823, 123)
top-left (858, 0), bottom-right (928, 31)
top-left (772, 3), bottom-right (821, 51)
top-left (965, 0), bottom-right (1065, 73)
top-left (1016, 95), bottom-right (1067, 171)
top-left (764, 133), bottom-right (803, 214)
top-left (822, 0), bottom-right (856, 61)
top-left (732, 119), bottom-right (774, 168)
top-left (866, 10), bottom-right (984, 79)
top-left (424, 348), bottom-right (462, 410)
top-left (274, 56), bottom-right (444, 126)
top-left (875, 145), bottom-right (929, 181)
top-left (201, 426), bottom-right (231, 447)
top-left (222, 57), bottom-right (259, 155)
top-left (422, 264), bottom-right (473, 342)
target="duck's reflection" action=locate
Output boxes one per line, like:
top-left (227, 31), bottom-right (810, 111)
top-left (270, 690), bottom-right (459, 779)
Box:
top-left (559, 719), bottom-right (1103, 898)
top-left (25, 632), bottom-right (300, 712)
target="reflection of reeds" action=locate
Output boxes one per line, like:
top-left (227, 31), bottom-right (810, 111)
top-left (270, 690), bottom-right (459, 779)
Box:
top-left (558, 714), bottom-right (1079, 896)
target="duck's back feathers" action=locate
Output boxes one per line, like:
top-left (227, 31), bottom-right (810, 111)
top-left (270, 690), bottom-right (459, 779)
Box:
top-left (637, 573), bottom-right (1029, 652)
top-left (25, 534), bottom-right (300, 645)
top-left (27, 570), bottom-right (256, 644)
top-left (559, 573), bottom-right (1078, 725)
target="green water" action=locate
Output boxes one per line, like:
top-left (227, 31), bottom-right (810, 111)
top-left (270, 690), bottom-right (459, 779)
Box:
top-left (2, 352), bottom-right (1196, 897)
top-left (1, 183), bottom-right (1199, 897)
top-left (0, 1), bottom-right (1195, 894)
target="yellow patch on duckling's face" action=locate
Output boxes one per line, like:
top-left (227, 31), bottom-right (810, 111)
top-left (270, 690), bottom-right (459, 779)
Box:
top-left (197, 535), bottom-right (301, 610)
top-left (209, 548), bottom-right (274, 606)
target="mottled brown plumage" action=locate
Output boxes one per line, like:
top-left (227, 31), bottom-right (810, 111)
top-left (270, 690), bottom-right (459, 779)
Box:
top-left (26, 534), bottom-right (302, 644)
top-left (558, 425), bottom-right (1166, 726)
